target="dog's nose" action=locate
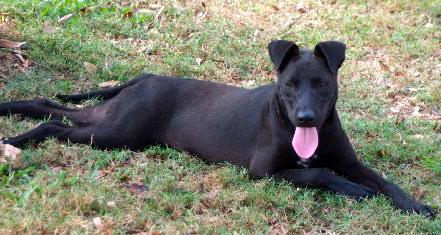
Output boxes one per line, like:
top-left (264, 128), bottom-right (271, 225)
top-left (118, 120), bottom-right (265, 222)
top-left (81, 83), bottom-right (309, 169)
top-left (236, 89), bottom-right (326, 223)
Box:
top-left (296, 110), bottom-right (315, 124)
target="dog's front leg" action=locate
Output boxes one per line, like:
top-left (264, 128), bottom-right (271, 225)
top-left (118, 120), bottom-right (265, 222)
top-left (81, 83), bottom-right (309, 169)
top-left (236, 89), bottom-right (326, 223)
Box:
top-left (270, 168), bottom-right (375, 200)
top-left (327, 131), bottom-right (437, 217)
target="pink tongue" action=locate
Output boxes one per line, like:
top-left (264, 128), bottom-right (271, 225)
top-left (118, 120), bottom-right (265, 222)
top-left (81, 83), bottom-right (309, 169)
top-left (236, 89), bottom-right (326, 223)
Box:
top-left (292, 127), bottom-right (318, 159)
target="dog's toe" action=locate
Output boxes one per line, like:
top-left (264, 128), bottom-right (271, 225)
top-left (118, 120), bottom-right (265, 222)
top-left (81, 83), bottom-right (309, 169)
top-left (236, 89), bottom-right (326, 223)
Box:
top-left (399, 200), bottom-right (438, 218)
top-left (419, 204), bottom-right (437, 218)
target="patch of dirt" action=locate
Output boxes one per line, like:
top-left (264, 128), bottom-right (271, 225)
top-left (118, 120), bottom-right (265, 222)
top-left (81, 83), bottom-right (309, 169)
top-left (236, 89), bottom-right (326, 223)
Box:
top-left (0, 14), bottom-right (32, 80)
top-left (0, 14), bottom-right (19, 39)
top-left (387, 93), bottom-right (441, 120)
top-left (182, 0), bottom-right (296, 31)
top-left (351, 47), bottom-right (441, 120)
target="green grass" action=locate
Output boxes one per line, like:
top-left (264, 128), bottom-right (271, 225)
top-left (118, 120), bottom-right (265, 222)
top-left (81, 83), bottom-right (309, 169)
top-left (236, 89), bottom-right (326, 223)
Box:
top-left (0, 0), bottom-right (440, 233)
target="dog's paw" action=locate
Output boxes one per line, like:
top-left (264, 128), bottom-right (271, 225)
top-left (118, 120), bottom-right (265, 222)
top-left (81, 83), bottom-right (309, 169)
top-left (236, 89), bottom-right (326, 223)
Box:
top-left (0, 138), bottom-right (8, 145)
top-left (399, 200), bottom-right (437, 218)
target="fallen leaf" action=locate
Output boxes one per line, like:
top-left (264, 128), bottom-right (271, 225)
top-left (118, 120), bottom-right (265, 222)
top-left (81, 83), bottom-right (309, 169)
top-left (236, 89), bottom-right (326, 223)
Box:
top-left (0, 39), bottom-right (25, 48)
top-left (433, 49), bottom-right (441, 58)
top-left (424, 22), bottom-right (434, 28)
top-left (106, 201), bottom-right (116, 208)
top-left (80, 7), bottom-right (92, 13)
top-left (195, 58), bottom-right (203, 65)
top-left (58, 13), bottom-right (75, 24)
top-left (171, 210), bottom-right (182, 220)
top-left (390, 106), bottom-right (400, 113)
top-left (412, 106), bottom-right (421, 116)
top-left (137, 8), bottom-right (153, 14)
top-left (134, 232), bottom-right (161, 235)
top-left (84, 62), bottom-right (97, 74)
top-left (148, 4), bottom-right (162, 9)
top-left (123, 11), bottom-right (133, 18)
top-left (395, 115), bottom-right (405, 125)
top-left (93, 217), bottom-right (102, 229)
top-left (42, 21), bottom-right (57, 33)
top-left (154, 6), bottom-right (165, 21)
top-left (99, 80), bottom-right (119, 89)
top-left (0, 144), bottom-right (22, 166)
top-left (413, 134), bottom-right (424, 139)
top-left (13, 53), bottom-right (28, 67)
top-left (296, 1), bottom-right (308, 13)
top-left (125, 183), bottom-right (149, 196)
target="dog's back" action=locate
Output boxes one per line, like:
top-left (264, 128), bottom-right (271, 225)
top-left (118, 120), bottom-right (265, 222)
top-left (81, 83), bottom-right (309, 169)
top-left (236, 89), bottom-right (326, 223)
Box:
top-left (98, 75), bottom-right (276, 166)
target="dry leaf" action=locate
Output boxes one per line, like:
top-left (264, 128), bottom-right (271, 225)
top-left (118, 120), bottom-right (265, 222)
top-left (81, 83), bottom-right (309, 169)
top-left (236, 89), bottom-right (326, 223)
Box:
top-left (93, 217), bottom-right (103, 229)
top-left (99, 80), bottom-right (119, 89)
top-left (84, 62), bottom-right (97, 74)
top-left (413, 134), bottom-right (424, 139)
top-left (296, 1), bottom-right (308, 13)
top-left (14, 53), bottom-right (25, 63)
top-left (390, 107), bottom-right (400, 113)
top-left (125, 183), bottom-right (149, 196)
top-left (171, 210), bottom-right (182, 220)
top-left (148, 4), bottom-right (162, 10)
top-left (271, 5), bottom-right (280, 11)
top-left (134, 232), bottom-right (161, 235)
top-left (137, 8), bottom-right (153, 14)
top-left (80, 7), bottom-right (92, 13)
top-left (433, 49), bottom-right (441, 58)
top-left (0, 39), bottom-right (25, 48)
top-left (58, 13), bottom-right (75, 24)
top-left (154, 6), bottom-right (165, 20)
top-left (0, 144), bottom-right (22, 166)
top-left (395, 115), bottom-right (405, 125)
top-left (92, 217), bottom-right (111, 234)
top-left (123, 11), bottom-right (133, 18)
top-left (106, 201), bottom-right (116, 208)
top-left (195, 58), bottom-right (203, 65)
top-left (42, 21), bottom-right (57, 33)
top-left (412, 106), bottom-right (421, 116)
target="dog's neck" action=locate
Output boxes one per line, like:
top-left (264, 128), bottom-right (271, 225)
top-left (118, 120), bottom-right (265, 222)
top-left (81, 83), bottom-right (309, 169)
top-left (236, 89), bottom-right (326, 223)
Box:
top-left (270, 87), bottom-right (295, 133)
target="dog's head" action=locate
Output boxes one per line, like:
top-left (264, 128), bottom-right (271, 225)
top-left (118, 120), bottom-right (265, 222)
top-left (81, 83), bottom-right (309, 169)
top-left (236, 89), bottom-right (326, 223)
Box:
top-left (268, 40), bottom-right (346, 158)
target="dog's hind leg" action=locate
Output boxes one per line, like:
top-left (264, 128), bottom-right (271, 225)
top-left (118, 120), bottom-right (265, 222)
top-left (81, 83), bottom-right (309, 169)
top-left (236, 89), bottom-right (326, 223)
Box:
top-left (56, 75), bottom-right (146, 104)
top-left (1, 122), bottom-right (128, 149)
top-left (1, 120), bottom-right (72, 147)
top-left (0, 98), bottom-right (77, 121)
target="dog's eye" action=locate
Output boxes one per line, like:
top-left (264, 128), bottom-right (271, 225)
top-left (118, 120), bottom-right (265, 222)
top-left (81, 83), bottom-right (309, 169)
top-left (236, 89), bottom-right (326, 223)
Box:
top-left (320, 81), bottom-right (328, 87)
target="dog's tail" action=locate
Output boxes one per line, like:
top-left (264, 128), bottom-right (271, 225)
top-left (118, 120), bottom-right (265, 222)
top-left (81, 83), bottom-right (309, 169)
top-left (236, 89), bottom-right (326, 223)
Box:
top-left (56, 76), bottom-right (145, 104)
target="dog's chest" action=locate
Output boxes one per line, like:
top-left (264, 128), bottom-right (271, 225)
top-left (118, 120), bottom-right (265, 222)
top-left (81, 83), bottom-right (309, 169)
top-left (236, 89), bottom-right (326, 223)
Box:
top-left (295, 154), bottom-right (319, 168)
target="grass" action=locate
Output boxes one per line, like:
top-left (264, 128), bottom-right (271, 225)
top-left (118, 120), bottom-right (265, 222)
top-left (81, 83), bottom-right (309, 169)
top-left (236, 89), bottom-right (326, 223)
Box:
top-left (0, 0), bottom-right (440, 233)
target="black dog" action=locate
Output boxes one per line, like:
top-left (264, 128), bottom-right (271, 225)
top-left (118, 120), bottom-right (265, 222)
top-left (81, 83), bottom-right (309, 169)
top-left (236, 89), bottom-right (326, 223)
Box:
top-left (0, 40), bottom-right (436, 217)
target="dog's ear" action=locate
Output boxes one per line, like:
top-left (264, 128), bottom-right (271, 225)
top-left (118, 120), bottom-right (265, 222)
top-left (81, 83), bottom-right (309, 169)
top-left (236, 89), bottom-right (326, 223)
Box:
top-left (314, 41), bottom-right (346, 74)
top-left (268, 40), bottom-right (300, 71)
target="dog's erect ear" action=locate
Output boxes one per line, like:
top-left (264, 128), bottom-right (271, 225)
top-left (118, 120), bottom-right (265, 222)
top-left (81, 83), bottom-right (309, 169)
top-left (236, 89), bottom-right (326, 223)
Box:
top-left (268, 40), bottom-right (300, 71)
top-left (314, 41), bottom-right (346, 74)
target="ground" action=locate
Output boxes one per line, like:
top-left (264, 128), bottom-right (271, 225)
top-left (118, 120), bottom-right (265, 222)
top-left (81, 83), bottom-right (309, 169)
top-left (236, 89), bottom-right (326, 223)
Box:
top-left (0, 0), bottom-right (440, 234)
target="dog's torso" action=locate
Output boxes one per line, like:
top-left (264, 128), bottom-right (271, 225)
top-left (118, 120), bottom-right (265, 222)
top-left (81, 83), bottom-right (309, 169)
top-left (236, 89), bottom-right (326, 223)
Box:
top-left (89, 74), bottom-right (306, 169)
